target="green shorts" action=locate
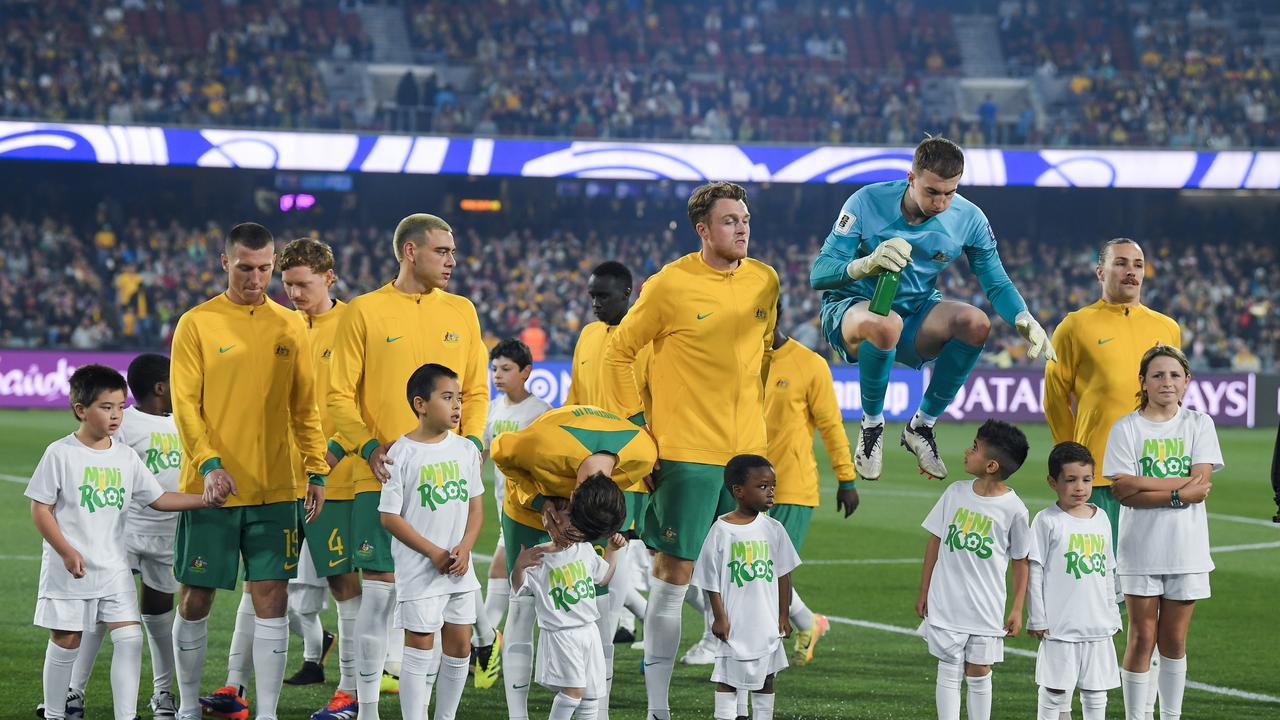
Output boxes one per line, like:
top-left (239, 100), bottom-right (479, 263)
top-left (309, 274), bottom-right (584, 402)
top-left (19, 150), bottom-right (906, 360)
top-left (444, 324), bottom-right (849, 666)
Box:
top-left (1089, 485), bottom-right (1121, 548)
top-left (351, 491), bottom-right (394, 573)
top-left (623, 491), bottom-right (650, 537)
top-left (641, 460), bottom-right (734, 561)
top-left (769, 503), bottom-right (814, 552)
top-left (501, 511), bottom-right (550, 576)
top-left (298, 499), bottom-right (354, 577)
top-left (174, 502), bottom-right (298, 590)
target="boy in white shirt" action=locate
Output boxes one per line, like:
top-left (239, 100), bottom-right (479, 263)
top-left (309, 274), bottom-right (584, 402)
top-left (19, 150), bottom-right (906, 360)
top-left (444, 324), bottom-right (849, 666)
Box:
top-left (511, 516), bottom-right (626, 720)
top-left (1028, 442), bottom-right (1121, 720)
top-left (29, 364), bottom-right (220, 720)
top-left (378, 363), bottom-right (485, 720)
top-left (693, 455), bottom-right (800, 720)
top-left (475, 339), bottom-right (552, 688)
top-left (62, 354), bottom-right (185, 719)
top-left (917, 419), bottom-right (1031, 720)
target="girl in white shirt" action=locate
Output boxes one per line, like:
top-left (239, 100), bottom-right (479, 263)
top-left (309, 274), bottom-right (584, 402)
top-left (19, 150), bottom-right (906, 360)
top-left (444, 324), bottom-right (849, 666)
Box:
top-left (1104, 345), bottom-right (1222, 720)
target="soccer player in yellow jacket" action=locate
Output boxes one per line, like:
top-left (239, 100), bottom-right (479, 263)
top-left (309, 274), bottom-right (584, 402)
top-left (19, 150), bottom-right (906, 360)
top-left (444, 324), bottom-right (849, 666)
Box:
top-left (327, 214), bottom-right (489, 720)
top-left (491, 404), bottom-right (656, 720)
top-left (602, 181), bottom-right (779, 720)
top-left (764, 301), bottom-right (859, 669)
top-left (1044, 238), bottom-right (1181, 540)
top-left (169, 223), bottom-right (328, 720)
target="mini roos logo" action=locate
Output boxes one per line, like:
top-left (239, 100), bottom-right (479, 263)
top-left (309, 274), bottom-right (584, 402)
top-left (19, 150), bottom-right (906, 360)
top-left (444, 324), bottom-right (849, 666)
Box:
top-left (443, 332), bottom-right (460, 344)
top-left (275, 344), bottom-right (290, 357)
top-left (416, 460), bottom-right (468, 511)
top-left (357, 541), bottom-right (374, 559)
top-left (944, 507), bottom-right (995, 559)
top-left (1139, 437), bottom-right (1191, 478)
top-left (79, 466), bottom-right (125, 513)
top-left (548, 559), bottom-right (597, 611)
top-left (190, 556), bottom-right (208, 573)
top-left (1064, 532), bottom-right (1108, 579)
top-left (932, 251), bottom-right (950, 263)
top-left (728, 539), bottom-right (774, 587)
top-left (755, 308), bottom-right (767, 320)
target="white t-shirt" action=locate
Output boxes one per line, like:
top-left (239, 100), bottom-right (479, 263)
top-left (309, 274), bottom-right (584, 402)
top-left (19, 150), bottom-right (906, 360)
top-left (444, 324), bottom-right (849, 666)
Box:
top-left (922, 479), bottom-right (1031, 636)
top-left (378, 432), bottom-right (484, 601)
top-left (25, 434), bottom-right (165, 599)
top-left (1102, 407), bottom-right (1223, 575)
top-left (484, 393), bottom-right (552, 505)
top-left (514, 541), bottom-right (611, 631)
top-left (692, 514), bottom-right (801, 662)
top-left (1027, 503), bottom-right (1121, 641)
top-left (115, 406), bottom-right (182, 536)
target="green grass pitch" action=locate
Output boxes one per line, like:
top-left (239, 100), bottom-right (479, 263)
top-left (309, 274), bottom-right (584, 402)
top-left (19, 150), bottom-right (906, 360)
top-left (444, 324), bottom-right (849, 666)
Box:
top-left (2, 409), bottom-right (1276, 719)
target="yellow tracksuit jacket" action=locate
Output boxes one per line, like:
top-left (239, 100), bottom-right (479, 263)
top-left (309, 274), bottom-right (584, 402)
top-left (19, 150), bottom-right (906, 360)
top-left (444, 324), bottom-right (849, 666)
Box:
top-left (291, 300), bottom-right (357, 501)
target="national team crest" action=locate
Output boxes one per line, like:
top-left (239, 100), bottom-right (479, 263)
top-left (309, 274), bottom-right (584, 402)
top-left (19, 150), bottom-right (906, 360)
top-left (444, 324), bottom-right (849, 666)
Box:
top-left (662, 527), bottom-right (678, 543)
top-left (755, 308), bottom-right (767, 319)
top-left (443, 332), bottom-right (460, 344)
top-left (776, 378), bottom-right (790, 388)
top-left (275, 344), bottom-right (290, 357)
top-left (932, 251), bottom-right (950, 263)
top-left (357, 541), bottom-right (374, 559)
top-left (190, 556), bottom-right (207, 572)
top-left (321, 348), bottom-right (332, 359)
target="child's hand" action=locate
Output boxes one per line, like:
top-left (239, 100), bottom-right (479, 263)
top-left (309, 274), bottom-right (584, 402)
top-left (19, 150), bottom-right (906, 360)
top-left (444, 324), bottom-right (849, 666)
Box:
top-left (915, 595), bottom-right (928, 619)
top-left (62, 548), bottom-right (86, 579)
top-left (515, 544), bottom-right (548, 572)
top-left (205, 490), bottom-right (227, 508)
top-left (429, 546), bottom-right (453, 573)
top-left (1180, 476), bottom-right (1212, 503)
top-left (1109, 474), bottom-right (1140, 501)
top-left (712, 615), bottom-right (730, 642)
top-left (1028, 629), bottom-right (1046, 640)
top-left (1004, 610), bottom-right (1023, 637)
top-left (446, 545), bottom-right (471, 576)
top-left (779, 615), bottom-right (793, 639)
top-left (608, 533), bottom-right (627, 550)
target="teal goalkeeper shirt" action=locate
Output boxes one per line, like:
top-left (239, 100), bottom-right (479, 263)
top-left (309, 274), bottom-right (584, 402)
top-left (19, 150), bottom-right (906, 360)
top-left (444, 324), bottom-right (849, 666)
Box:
top-left (809, 179), bottom-right (1028, 325)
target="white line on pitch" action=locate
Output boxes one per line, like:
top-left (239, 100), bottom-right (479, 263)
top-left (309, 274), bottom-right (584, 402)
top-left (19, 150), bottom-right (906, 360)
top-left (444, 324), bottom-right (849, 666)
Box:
top-left (823, 614), bottom-right (1280, 704)
top-left (1, 472), bottom-right (27, 484)
top-left (1210, 541), bottom-right (1280, 553)
top-left (804, 558), bottom-right (920, 565)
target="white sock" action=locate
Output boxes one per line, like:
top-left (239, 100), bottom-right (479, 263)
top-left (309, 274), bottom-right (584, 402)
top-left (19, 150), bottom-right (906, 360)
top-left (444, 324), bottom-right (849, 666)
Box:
top-left (577, 697), bottom-right (599, 720)
top-left (683, 583), bottom-right (707, 613)
top-left (549, 692), bottom-right (582, 720)
top-left (1080, 689), bottom-right (1107, 720)
top-left (68, 623), bottom-right (104, 692)
top-left (1121, 669), bottom-right (1150, 720)
top-left (1146, 651), bottom-right (1160, 717)
top-left (484, 577), bottom-right (510, 633)
top-left (335, 596), bottom-right (361, 694)
top-left (624, 588), bottom-right (648, 619)
top-left (619, 609), bottom-right (636, 634)
top-left (252, 615), bottom-right (289, 720)
top-left (966, 672), bottom-right (993, 720)
top-left (789, 588), bottom-right (814, 632)
top-left (1157, 654), bottom-right (1186, 719)
top-left (109, 625), bottom-right (144, 720)
top-left (737, 688), bottom-right (748, 717)
top-left (935, 661), bottom-right (962, 720)
top-left (473, 589), bottom-right (496, 647)
top-left (714, 690), bottom-right (736, 720)
top-left (43, 641), bottom-right (79, 720)
top-left (384, 615), bottom-right (404, 677)
top-left (432, 653), bottom-right (469, 720)
top-left (142, 610), bottom-right (176, 694)
top-left (173, 614), bottom-right (208, 719)
top-left (226, 591), bottom-right (256, 688)
top-left (290, 608), bottom-right (324, 663)
top-left (356, 579), bottom-right (395, 715)
top-left (502, 595), bottom-right (535, 720)
top-left (399, 645), bottom-right (439, 720)
top-left (863, 413), bottom-right (885, 427)
top-left (751, 692), bottom-right (775, 720)
top-left (596, 611), bottom-right (616, 720)
top-left (912, 410), bottom-right (939, 429)
top-left (1039, 686), bottom-right (1069, 720)
top-left (643, 577), bottom-right (686, 720)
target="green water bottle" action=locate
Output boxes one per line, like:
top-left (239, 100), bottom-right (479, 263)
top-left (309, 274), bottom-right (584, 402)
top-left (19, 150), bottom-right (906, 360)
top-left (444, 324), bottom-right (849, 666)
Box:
top-left (869, 271), bottom-right (900, 316)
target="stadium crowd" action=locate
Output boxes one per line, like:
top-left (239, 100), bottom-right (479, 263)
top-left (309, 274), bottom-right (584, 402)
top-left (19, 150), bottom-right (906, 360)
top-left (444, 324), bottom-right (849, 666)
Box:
top-left (3, 0), bottom-right (1277, 147)
top-left (2, 211), bottom-right (1275, 373)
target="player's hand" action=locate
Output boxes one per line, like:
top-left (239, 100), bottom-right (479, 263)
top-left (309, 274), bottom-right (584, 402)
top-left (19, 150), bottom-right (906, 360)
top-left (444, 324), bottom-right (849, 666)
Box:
top-left (515, 544), bottom-right (548, 572)
top-left (1028, 629), bottom-right (1047, 640)
top-left (1004, 610), bottom-right (1023, 637)
top-left (325, 451), bottom-right (339, 470)
top-left (62, 548), bottom-right (86, 579)
top-left (304, 483), bottom-right (325, 523)
top-left (369, 443), bottom-right (394, 483)
top-left (779, 615), bottom-right (793, 639)
top-left (835, 486), bottom-right (860, 518)
top-left (608, 532), bottom-right (627, 550)
top-left (847, 237), bottom-right (911, 280)
top-left (446, 545), bottom-right (471, 576)
top-left (712, 615), bottom-right (730, 642)
top-left (1179, 476), bottom-right (1212, 503)
top-left (915, 594), bottom-right (928, 619)
top-left (203, 469), bottom-right (236, 505)
top-left (1015, 311), bottom-right (1057, 362)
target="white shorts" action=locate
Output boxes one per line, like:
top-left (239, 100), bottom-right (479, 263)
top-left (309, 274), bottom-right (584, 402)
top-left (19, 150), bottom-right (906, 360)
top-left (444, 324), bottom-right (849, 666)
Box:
top-left (711, 642), bottom-right (788, 691)
top-left (35, 591), bottom-right (139, 631)
top-left (535, 624), bottom-right (606, 696)
top-left (127, 533), bottom-right (179, 594)
top-left (288, 583), bottom-right (329, 615)
top-left (290, 540), bottom-right (327, 589)
top-left (394, 592), bottom-right (476, 634)
top-left (920, 619), bottom-right (1005, 666)
top-left (1120, 572), bottom-right (1211, 601)
top-left (1035, 637), bottom-right (1121, 691)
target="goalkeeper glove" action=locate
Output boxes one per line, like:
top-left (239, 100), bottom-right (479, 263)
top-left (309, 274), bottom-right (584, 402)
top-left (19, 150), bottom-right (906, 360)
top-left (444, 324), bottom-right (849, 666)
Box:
top-left (846, 237), bottom-right (911, 281)
top-left (1015, 310), bottom-right (1057, 362)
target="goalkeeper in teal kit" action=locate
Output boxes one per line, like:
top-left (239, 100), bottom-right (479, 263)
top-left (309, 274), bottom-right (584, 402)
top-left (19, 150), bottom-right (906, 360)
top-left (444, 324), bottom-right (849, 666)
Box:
top-left (810, 136), bottom-right (1056, 482)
